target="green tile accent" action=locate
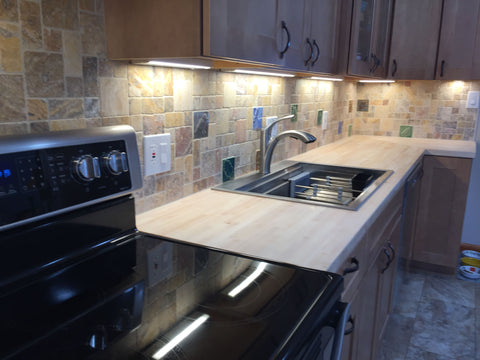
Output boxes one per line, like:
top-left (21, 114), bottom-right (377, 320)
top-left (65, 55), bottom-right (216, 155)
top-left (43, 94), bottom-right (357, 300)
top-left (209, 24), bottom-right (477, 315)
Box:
top-left (348, 124), bottom-right (352, 137)
top-left (399, 125), bottom-right (413, 138)
top-left (357, 99), bottom-right (369, 112)
top-left (317, 109), bottom-right (323, 125)
top-left (290, 104), bottom-right (298, 122)
top-left (222, 156), bottom-right (235, 182)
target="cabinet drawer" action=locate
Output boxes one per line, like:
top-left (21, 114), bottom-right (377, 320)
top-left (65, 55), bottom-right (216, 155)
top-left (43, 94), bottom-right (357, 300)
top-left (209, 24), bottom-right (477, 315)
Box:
top-left (340, 234), bottom-right (367, 301)
top-left (367, 188), bottom-right (403, 258)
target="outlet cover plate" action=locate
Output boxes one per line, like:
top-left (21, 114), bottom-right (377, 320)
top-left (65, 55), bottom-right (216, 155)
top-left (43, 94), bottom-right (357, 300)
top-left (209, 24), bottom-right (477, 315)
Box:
top-left (144, 133), bottom-right (171, 176)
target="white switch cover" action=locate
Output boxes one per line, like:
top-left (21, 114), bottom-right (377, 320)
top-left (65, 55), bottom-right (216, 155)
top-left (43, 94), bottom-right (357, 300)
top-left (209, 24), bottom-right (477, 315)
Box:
top-left (322, 111), bottom-right (328, 130)
top-left (467, 91), bottom-right (480, 109)
top-left (144, 133), bottom-right (171, 176)
top-left (266, 116), bottom-right (278, 144)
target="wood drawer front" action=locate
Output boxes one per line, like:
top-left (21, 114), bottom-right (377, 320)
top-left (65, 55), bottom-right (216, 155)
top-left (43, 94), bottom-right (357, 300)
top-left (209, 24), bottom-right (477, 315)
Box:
top-left (341, 235), bottom-right (367, 301)
top-left (368, 188), bottom-right (403, 258)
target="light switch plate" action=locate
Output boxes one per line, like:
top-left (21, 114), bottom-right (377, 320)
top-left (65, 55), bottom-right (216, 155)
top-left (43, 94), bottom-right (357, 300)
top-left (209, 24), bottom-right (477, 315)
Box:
top-left (144, 133), bottom-right (171, 176)
top-left (322, 111), bottom-right (328, 130)
top-left (467, 91), bottom-right (480, 109)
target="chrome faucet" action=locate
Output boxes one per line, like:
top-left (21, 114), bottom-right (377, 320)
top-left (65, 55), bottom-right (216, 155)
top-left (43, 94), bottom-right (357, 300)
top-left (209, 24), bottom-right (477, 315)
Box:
top-left (260, 114), bottom-right (316, 174)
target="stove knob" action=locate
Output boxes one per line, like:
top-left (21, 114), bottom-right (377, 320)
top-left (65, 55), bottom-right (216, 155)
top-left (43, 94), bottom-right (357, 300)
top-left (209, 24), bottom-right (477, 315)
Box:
top-left (73, 155), bottom-right (101, 181)
top-left (105, 150), bottom-right (128, 175)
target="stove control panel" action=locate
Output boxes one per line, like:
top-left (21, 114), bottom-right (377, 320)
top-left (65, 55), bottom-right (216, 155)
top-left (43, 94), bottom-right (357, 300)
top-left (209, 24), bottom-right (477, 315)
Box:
top-left (0, 126), bottom-right (142, 230)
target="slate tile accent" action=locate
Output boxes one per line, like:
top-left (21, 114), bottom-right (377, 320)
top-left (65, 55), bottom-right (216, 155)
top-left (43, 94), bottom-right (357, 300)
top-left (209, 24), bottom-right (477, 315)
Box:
top-left (24, 51), bottom-right (64, 97)
top-left (42, 0), bottom-right (79, 30)
top-left (20, 0), bottom-right (42, 49)
top-left (0, 0), bottom-right (18, 21)
top-left (357, 99), bottom-right (369, 111)
top-left (66, 77), bottom-right (84, 97)
top-left (84, 98), bottom-right (99, 118)
top-left (193, 111), bottom-right (209, 139)
top-left (82, 56), bottom-right (98, 96)
top-left (0, 74), bottom-right (26, 122)
top-left (222, 157), bottom-right (235, 182)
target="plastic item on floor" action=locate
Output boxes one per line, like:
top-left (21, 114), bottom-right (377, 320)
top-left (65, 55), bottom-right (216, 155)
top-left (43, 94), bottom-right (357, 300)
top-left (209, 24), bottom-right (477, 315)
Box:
top-left (460, 250), bottom-right (480, 260)
top-left (460, 257), bottom-right (480, 267)
top-left (458, 265), bottom-right (480, 279)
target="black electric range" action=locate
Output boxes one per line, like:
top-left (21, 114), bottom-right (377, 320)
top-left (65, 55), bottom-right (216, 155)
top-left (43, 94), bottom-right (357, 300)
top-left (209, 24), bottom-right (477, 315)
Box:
top-left (0, 126), bottom-right (349, 360)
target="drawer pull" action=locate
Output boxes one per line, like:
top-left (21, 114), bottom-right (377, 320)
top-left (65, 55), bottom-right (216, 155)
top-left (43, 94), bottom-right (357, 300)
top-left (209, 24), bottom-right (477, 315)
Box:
top-left (344, 315), bottom-right (355, 335)
top-left (279, 21), bottom-right (291, 58)
top-left (343, 257), bottom-right (359, 276)
top-left (381, 248), bottom-right (392, 274)
top-left (387, 242), bottom-right (396, 263)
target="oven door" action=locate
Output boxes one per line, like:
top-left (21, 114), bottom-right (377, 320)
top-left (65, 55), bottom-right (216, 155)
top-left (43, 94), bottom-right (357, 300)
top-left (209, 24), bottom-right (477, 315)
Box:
top-left (277, 301), bottom-right (350, 360)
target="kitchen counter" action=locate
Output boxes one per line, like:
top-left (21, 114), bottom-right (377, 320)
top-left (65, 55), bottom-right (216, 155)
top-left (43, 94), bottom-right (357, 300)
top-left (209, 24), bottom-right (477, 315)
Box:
top-left (136, 136), bottom-right (476, 273)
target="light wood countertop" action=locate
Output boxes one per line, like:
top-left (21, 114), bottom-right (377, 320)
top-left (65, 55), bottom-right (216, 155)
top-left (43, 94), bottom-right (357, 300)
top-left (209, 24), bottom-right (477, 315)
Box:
top-left (136, 136), bottom-right (476, 273)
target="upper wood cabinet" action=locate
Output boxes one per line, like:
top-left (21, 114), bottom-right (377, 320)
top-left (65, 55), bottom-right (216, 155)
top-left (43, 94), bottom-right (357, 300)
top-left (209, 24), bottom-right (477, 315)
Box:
top-left (388, 0), bottom-right (443, 80)
top-left (104, 0), bottom-right (341, 74)
top-left (436, 0), bottom-right (480, 80)
top-left (348, 0), bottom-right (393, 78)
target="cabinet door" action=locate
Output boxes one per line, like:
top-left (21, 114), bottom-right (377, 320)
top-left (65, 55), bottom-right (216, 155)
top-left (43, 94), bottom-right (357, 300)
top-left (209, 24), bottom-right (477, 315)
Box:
top-left (413, 156), bottom-right (472, 270)
top-left (388, 0), bottom-right (442, 79)
top-left (369, 0), bottom-right (393, 78)
top-left (436, 0), bottom-right (480, 80)
top-left (349, 0), bottom-right (376, 75)
top-left (349, 0), bottom-right (393, 77)
top-left (276, 0), bottom-right (309, 69)
top-left (307, 0), bottom-right (342, 74)
top-left (208, 0), bottom-right (279, 65)
top-left (372, 220), bottom-right (401, 360)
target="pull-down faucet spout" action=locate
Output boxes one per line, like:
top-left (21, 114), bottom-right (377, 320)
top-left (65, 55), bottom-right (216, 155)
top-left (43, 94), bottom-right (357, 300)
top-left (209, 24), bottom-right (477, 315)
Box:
top-left (260, 114), bottom-right (316, 175)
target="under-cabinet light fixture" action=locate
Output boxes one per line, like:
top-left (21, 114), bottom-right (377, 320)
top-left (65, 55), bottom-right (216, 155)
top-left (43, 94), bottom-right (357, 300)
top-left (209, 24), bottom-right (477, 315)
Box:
top-left (228, 262), bottom-right (268, 298)
top-left (152, 314), bottom-right (210, 359)
top-left (358, 79), bottom-right (395, 83)
top-left (310, 76), bottom-right (343, 82)
top-left (232, 69), bottom-right (295, 78)
top-left (146, 60), bottom-right (211, 70)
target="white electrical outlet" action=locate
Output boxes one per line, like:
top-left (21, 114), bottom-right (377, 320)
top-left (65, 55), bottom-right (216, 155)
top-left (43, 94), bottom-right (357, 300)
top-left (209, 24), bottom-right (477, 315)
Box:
top-left (266, 116), bottom-right (278, 145)
top-left (322, 111), bottom-right (328, 130)
top-left (144, 133), bottom-right (171, 176)
top-left (467, 91), bottom-right (480, 109)
top-left (147, 242), bottom-right (173, 287)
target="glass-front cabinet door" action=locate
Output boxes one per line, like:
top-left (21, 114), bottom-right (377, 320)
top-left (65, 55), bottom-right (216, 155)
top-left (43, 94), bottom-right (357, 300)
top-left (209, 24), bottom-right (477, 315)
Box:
top-left (348, 0), bottom-right (392, 77)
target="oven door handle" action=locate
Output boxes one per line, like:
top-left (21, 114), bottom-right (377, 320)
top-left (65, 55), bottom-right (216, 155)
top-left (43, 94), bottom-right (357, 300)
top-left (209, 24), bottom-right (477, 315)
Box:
top-left (330, 302), bottom-right (351, 360)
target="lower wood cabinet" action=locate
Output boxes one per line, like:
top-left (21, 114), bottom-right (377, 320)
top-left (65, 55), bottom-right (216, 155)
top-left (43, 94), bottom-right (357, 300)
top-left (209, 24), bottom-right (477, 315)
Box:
top-left (412, 156), bottom-right (472, 272)
top-left (339, 188), bottom-right (403, 360)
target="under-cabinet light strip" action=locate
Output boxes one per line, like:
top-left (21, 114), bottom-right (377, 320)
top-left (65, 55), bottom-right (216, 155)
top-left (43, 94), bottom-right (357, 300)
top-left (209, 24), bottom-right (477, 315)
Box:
top-left (310, 76), bottom-right (343, 82)
top-left (358, 79), bottom-right (395, 83)
top-left (146, 60), bottom-right (211, 70)
top-left (232, 69), bottom-right (295, 77)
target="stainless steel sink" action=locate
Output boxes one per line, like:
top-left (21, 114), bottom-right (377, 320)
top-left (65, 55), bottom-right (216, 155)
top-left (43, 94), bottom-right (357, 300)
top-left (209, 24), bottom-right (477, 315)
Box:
top-left (213, 161), bottom-right (393, 210)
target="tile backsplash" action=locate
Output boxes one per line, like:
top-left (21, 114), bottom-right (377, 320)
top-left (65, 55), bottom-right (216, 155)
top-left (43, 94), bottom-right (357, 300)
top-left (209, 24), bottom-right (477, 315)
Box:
top-left (0, 0), bottom-right (478, 214)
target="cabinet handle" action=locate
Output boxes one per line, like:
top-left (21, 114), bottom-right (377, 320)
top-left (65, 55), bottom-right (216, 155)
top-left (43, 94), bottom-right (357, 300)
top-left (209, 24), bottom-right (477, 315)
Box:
top-left (304, 38), bottom-right (313, 66)
top-left (343, 257), bottom-right (360, 276)
top-left (387, 242), bottom-right (396, 263)
top-left (391, 59), bottom-right (397, 77)
top-left (440, 60), bottom-right (445, 77)
top-left (311, 39), bottom-right (320, 66)
top-left (279, 21), bottom-right (291, 59)
top-left (344, 315), bottom-right (355, 335)
top-left (381, 248), bottom-right (391, 274)
top-left (369, 54), bottom-right (377, 73)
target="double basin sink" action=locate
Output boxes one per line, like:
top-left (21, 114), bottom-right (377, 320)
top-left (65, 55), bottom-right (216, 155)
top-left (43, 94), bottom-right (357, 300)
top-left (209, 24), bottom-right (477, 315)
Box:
top-left (213, 161), bottom-right (393, 210)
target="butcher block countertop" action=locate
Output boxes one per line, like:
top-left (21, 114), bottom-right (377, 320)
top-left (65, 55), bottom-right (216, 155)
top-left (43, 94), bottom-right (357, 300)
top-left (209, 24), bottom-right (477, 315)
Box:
top-left (136, 136), bottom-right (476, 273)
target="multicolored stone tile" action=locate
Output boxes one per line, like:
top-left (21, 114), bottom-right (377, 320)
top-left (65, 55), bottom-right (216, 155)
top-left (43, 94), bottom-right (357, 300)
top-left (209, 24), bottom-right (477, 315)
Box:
top-left (0, 0), bottom-right (18, 21)
top-left (0, 74), bottom-right (25, 122)
top-left (20, 0), bottom-right (42, 49)
top-left (42, 0), bottom-right (78, 30)
top-left (0, 23), bottom-right (21, 72)
top-left (25, 51), bottom-right (64, 97)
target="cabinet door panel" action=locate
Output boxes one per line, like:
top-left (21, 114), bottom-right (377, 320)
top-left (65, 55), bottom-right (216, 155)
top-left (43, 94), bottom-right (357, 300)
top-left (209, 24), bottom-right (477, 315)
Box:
top-left (308, 0), bottom-right (341, 73)
top-left (436, 0), bottom-right (480, 79)
top-left (208, 0), bottom-right (278, 65)
top-left (370, 0), bottom-right (392, 77)
top-left (388, 0), bottom-right (442, 79)
top-left (349, 0), bottom-right (375, 75)
top-left (413, 156), bottom-right (472, 269)
top-left (277, 0), bottom-right (309, 69)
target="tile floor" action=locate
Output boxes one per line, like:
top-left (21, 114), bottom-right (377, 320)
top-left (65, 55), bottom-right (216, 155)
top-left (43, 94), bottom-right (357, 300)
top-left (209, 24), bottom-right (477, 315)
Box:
top-left (377, 266), bottom-right (479, 360)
